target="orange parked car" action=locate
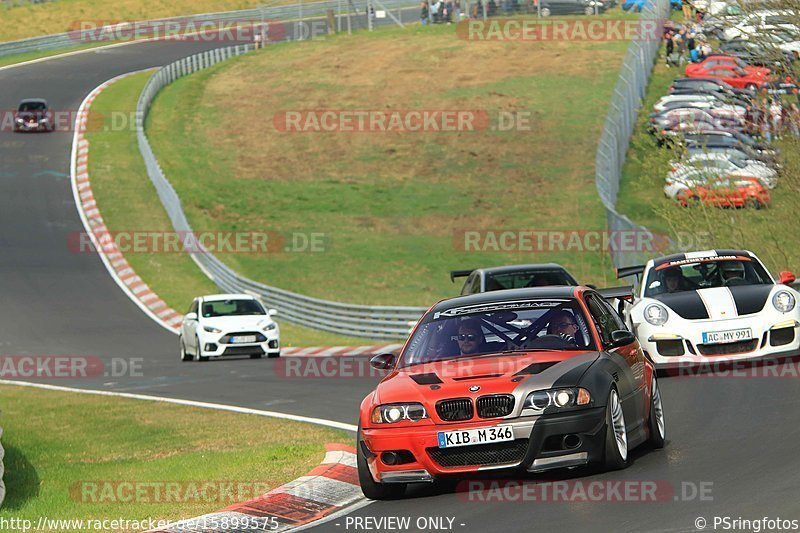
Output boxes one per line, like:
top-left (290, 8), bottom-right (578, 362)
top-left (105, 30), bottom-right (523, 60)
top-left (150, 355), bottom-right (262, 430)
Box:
top-left (675, 176), bottom-right (769, 209)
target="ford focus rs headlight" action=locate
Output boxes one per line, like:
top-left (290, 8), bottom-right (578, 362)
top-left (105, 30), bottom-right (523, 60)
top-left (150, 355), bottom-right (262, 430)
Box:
top-left (773, 291), bottom-right (796, 313)
top-left (371, 403), bottom-right (428, 424)
top-left (261, 322), bottom-right (277, 331)
top-left (523, 388), bottom-right (591, 413)
top-left (203, 325), bottom-right (222, 333)
top-left (644, 303), bottom-right (669, 325)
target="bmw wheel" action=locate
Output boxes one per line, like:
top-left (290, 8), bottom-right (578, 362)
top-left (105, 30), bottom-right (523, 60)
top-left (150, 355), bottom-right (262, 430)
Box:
top-left (180, 337), bottom-right (192, 362)
top-left (356, 426), bottom-right (406, 500)
top-left (603, 388), bottom-right (628, 470)
top-left (648, 375), bottom-right (666, 448)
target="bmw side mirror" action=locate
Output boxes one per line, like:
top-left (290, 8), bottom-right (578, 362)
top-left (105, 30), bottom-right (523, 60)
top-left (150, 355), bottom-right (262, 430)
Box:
top-left (268, 309), bottom-right (278, 316)
top-left (185, 312), bottom-right (198, 321)
top-left (779, 271), bottom-right (796, 285)
top-left (610, 329), bottom-right (635, 347)
top-left (370, 353), bottom-right (396, 370)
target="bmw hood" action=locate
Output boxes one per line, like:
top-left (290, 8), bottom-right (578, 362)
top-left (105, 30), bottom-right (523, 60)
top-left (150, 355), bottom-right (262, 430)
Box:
top-left (653, 284), bottom-right (775, 320)
top-left (374, 352), bottom-right (600, 406)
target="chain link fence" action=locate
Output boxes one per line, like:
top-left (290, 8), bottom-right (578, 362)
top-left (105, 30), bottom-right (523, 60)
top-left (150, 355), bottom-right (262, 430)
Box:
top-left (595, 0), bottom-right (670, 270)
top-left (136, 44), bottom-right (426, 340)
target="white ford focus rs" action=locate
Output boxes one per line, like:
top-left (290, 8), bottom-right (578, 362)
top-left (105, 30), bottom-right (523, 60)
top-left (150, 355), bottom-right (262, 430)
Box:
top-left (618, 250), bottom-right (799, 368)
top-left (180, 294), bottom-right (280, 361)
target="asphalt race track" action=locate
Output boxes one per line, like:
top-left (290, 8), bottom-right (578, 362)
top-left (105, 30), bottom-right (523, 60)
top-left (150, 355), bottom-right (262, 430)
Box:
top-left (2, 40), bottom-right (800, 533)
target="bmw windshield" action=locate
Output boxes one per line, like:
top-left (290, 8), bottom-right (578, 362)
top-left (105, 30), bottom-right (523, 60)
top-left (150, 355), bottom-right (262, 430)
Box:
top-left (401, 299), bottom-right (596, 367)
top-left (644, 257), bottom-right (772, 297)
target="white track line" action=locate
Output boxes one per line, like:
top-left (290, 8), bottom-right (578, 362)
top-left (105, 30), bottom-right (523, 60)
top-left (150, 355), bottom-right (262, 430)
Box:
top-left (0, 380), bottom-right (358, 432)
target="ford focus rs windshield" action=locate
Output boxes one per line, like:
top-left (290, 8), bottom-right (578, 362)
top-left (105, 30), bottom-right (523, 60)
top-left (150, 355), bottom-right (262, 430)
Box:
top-left (401, 299), bottom-right (596, 367)
top-left (201, 299), bottom-right (265, 317)
top-left (644, 257), bottom-right (772, 297)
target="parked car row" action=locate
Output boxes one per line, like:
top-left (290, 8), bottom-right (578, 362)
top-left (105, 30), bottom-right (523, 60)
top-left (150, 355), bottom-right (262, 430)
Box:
top-left (648, 43), bottom-right (788, 210)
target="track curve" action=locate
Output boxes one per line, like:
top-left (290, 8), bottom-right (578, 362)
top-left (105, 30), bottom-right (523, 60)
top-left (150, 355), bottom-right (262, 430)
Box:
top-left (2, 39), bottom-right (799, 533)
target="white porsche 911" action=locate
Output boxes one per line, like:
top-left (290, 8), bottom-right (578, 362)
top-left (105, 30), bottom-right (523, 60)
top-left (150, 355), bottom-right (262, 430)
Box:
top-left (180, 294), bottom-right (280, 361)
top-left (619, 250), bottom-right (799, 368)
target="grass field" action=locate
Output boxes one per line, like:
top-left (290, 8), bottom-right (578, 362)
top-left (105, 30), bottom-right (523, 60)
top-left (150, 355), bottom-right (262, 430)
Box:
top-left (0, 0), bottom-right (282, 42)
top-left (0, 385), bottom-right (348, 532)
top-left (616, 47), bottom-right (800, 273)
top-left (145, 20), bottom-right (633, 306)
top-left (87, 72), bottom-right (383, 346)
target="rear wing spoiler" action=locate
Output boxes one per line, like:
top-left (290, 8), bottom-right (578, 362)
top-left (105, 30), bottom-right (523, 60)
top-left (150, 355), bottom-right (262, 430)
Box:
top-left (596, 285), bottom-right (634, 302)
top-left (616, 265), bottom-right (645, 279)
top-left (450, 269), bottom-right (475, 283)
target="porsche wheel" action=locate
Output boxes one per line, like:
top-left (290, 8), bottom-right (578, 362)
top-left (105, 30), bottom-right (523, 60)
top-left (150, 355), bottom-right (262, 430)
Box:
top-left (584, 6), bottom-right (594, 15)
top-left (180, 337), bottom-right (192, 362)
top-left (648, 375), bottom-right (666, 448)
top-left (603, 388), bottom-right (628, 470)
top-left (357, 428), bottom-right (406, 500)
top-left (540, 7), bottom-right (551, 16)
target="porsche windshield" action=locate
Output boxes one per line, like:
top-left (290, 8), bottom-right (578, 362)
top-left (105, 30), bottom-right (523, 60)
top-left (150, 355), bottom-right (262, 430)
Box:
top-left (18, 102), bottom-right (46, 112)
top-left (401, 299), bottom-right (596, 367)
top-left (643, 258), bottom-right (772, 297)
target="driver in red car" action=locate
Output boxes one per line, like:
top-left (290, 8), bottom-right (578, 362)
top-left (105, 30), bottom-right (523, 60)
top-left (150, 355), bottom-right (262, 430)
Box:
top-left (547, 310), bottom-right (579, 345)
top-left (455, 319), bottom-right (485, 356)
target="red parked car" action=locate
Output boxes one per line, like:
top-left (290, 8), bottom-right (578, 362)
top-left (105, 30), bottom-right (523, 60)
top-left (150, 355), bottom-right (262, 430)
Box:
top-left (685, 64), bottom-right (769, 90)
top-left (357, 287), bottom-right (665, 500)
top-left (686, 55), bottom-right (770, 79)
top-left (675, 176), bottom-right (769, 209)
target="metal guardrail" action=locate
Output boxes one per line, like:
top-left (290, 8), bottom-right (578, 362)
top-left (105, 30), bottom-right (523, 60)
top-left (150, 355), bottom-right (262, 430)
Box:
top-left (595, 0), bottom-right (670, 269)
top-left (136, 42), bottom-right (426, 340)
top-left (0, 0), bottom-right (418, 58)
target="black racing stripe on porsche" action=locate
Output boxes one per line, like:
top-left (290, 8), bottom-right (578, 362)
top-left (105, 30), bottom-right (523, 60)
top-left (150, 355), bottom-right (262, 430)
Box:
top-left (728, 285), bottom-right (772, 316)
top-left (513, 361), bottom-right (558, 376)
top-left (409, 373), bottom-right (443, 385)
top-left (653, 292), bottom-right (710, 319)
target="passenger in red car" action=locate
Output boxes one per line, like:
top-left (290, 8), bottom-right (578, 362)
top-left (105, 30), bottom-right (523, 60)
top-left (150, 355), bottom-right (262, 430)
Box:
top-left (456, 319), bottom-right (485, 356)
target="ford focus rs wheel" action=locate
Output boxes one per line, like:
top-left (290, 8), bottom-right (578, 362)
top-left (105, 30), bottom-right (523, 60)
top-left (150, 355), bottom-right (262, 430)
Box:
top-left (648, 375), bottom-right (666, 448)
top-left (195, 335), bottom-right (208, 362)
top-left (357, 427), bottom-right (406, 500)
top-left (603, 388), bottom-right (628, 470)
top-left (180, 337), bottom-right (192, 362)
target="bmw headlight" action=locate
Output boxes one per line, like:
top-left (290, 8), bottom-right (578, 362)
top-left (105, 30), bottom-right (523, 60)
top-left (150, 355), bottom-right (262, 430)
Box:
top-left (370, 403), bottom-right (428, 424)
top-left (203, 325), bottom-right (222, 333)
top-left (523, 388), bottom-right (591, 413)
top-left (644, 303), bottom-right (669, 326)
top-left (773, 291), bottom-right (796, 313)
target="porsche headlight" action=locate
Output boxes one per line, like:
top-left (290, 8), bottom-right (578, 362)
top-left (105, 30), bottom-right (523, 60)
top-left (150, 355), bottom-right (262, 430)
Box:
top-left (773, 291), bottom-right (796, 313)
top-left (523, 388), bottom-right (591, 413)
top-left (15, 117), bottom-right (23, 123)
top-left (370, 403), bottom-right (428, 424)
top-left (203, 325), bottom-right (222, 333)
top-left (644, 303), bottom-right (669, 326)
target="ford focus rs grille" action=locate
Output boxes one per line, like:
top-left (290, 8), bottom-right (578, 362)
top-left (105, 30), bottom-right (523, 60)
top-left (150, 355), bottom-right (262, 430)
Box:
top-left (697, 339), bottom-right (758, 356)
top-left (427, 439), bottom-right (529, 468)
top-left (477, 395), bottom-right (514, 418)
top-left (436, 398), bottom-right (473, 421)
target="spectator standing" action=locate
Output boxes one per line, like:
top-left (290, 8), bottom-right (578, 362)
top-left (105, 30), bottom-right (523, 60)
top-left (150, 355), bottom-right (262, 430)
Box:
top-left (789, 103), bottom-right (800, 137)
top-left (421, 0), bottom-right (429, 25)
top-left (770, 99), bottom-right (783, 139)
top-left (454, 0), bottom-right (461, 20)
top-left (444, 0), bottom-right (453, 22)
top-left (665, 31), bottom-right (674, 66)
top-left (431, 0), bottom-right (441, 22)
